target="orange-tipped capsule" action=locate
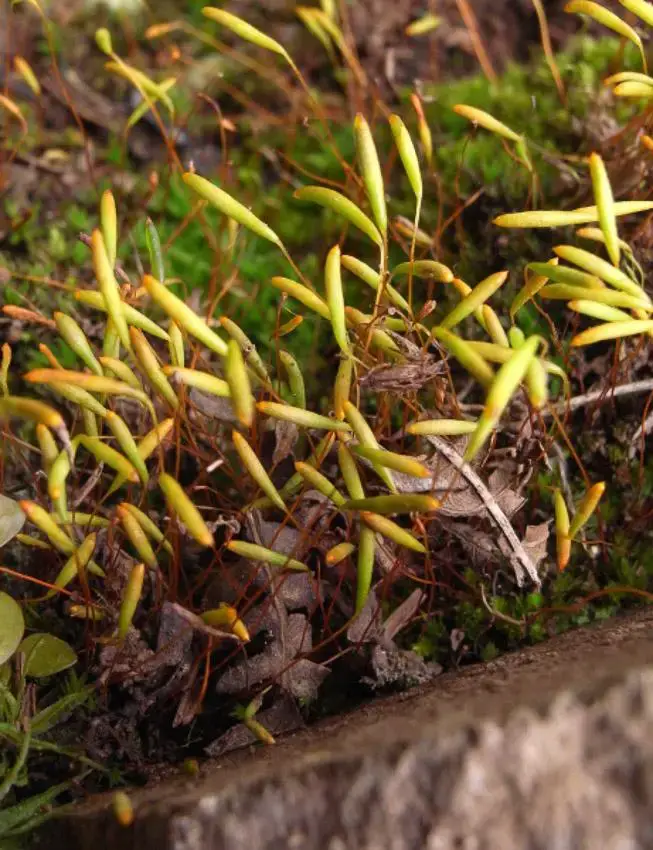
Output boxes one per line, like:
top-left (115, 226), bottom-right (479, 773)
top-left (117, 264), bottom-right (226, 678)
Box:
top-left (48, 533), bottom-right (99, 598)
top-left (117, 563), bottom-right (145, 640)
top-left (325, 541), bottom-right (355, 566)
top-left (20, 500), bottom-right (75, 554)
top-left (159, 473), bottom-right (214, 548)
top-left (333, 356), bottom-right (353, 420)
top-left (201, 603), bottom-right (250, 642)
top-left (78, 436), bottom-right (139, 483)
top-left (112, 791), bottom-right (134, 827)
top-left (23, 370), bottom-right (151, 408)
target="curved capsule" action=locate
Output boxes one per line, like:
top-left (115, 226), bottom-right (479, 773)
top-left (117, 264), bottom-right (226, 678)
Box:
top-left (225, 340), bottom-right (254, 427)
top-left (54, 313), bottom-right (102, 375)
top-left (233, 431), bottom-right (285, 511)
top-left (226, 540), bottom-right (308, 571)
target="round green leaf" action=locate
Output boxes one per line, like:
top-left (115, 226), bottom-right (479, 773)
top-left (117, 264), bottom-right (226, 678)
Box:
top-left (0, 494), bottom-right (26, 549)
top-left (0, 592), bottom-right (25, 665)
top-left (18, 633), bottom-right (77, 678)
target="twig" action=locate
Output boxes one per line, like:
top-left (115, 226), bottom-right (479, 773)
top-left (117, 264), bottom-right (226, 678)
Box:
top-left (480, 584), bottom-right (525, 628)
top-left (550, 379), bottom-right (653, 415)
top-left (425, 435), bottom-right (541, 586)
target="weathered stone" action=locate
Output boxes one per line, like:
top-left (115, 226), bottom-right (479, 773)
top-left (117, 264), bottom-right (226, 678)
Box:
top-left (44, 610), bottom-right (653, 850)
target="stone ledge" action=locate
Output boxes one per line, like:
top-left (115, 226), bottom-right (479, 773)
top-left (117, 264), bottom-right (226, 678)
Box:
top-left (44, 608), bottom-right (653, 850)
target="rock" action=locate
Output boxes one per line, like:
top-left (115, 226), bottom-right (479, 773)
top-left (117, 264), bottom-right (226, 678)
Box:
top-left (42, 610), bottom-right (653, 850)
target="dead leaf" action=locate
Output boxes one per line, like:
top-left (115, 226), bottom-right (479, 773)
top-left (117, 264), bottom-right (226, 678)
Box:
top-left (360, 359), bottom-right (445, 393)
top-left (272, 420), bottom-right (299, 465)
top-left (382, 589), bottom-right (425, 643)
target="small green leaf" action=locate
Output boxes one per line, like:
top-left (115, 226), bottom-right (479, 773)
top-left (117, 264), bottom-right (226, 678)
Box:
top-left (0, 594), bottom-right (24, 665)
top-left (0, 495), bottom-right (25, 549)
top-left (17, 633), bottom-right (77, 678)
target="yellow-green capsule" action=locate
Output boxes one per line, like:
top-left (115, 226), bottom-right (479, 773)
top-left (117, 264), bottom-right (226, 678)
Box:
top-left (117, 562), bottom-right (145, 640)
top-left (244, 717), bottom-right (276, 745)
top-left (325, 541), bottom-right (355, 566)
top-left (453, 104), bottom-right (522, 142)
top-left (183, 172), bottom-right (281, 246)
top-left (226, 540), bottom-right (309, 572)
top-left (121, 502), bottom-right (173, 555)
top-left (202, 7), bottom-right (292, 62)
top-left (344, 308), bottom-right (403, 358)
top-left (568, 482), bottom-right (606, 540)
top-left (338, 442), bottom-right (365, 500)
top-left (99, 357), bottom-right (142, 390)
top-left (619, 0), bottom-right (653, 26)
top-left (495, 201), bottom-right (653, 228)
top-left (78, 436), bottom-right (139, 483)
top-left (564, 1), bottom-right (646, 70)
top-left (159, 472), bottom-right (214, 548)
top-left (257, 401), bottom-right (351, 432)
top-left (14, 56), bottom-right (41, 96)
top-left (279, 351), bottom-right (306, 409)
top-left (219, 317), bottom-right (269, 383)
top-left (0, 343), bottom-right (10, 397)
top-left (464, 335), bottom-right (541, 462)
top-left (356, 525), bottom-right (376, 613)
top-left (142, 275), bottom-right (228, 357)
top-left (570, 319), bottom-right (653, 346)
top-left (51, 512), bottom-right (110, 528)
top-left (361, 511), bottom-right (426, 554)
top-left (53, 313), bottom-right (102, 375)
top-left (256, 433), bottom-right (336, 508)
top-left (554, 489), bottom-right (571, 571)
top-left (343, 494), bottom-right (440, 514)
top-left (509, 328), bottom-right (548, 409)
top-left (538, 285), bottom-right (652, 311)
top-left (130, 327), bottom-right (178, 410)
top-left (19, 500), bottom-right (75, 554)
top-left (82, 409), bottom-right (98, 439)
top-left (37, 424), bottom-right (58, 474)
top-left (100, 190), bottom-right (118, 268)
top-left (201, 603), bottom-right (250, 643)
top-left (406, 419), bottom-right (477, 436)
top-left (49, 382), bottom-right (108, 417)
top-left (68, 603), bottom-right (105, 621)
top-left (91, 229), bottom-right (131, 352)
top-left (352, 445), bottom-right (431, 479)
top-left (294, 186), bottom-right (382, 247)
top-left (389, 114), bottom-right (422, 200)
top-left (341, 255), bottom-right (410, 313)
top-left (117, 505), bottom-right (157, 568)
top-left (103, 320), bottom-right (121, 360)
top-left (75, 290), bottom-right (170, 341)
top-left (168, 321), bottom-right (185, 369)
top-left (343, 401), bottom-right (395, 493)
top-left (440, 271), bottom-right (508, 330)
top-left (107, 418), bottom-right (174, 495)
top-left (588, 152), bottom-right (620, 267)
top-left (48, 533), bottom-right (99, 598)
top-left (17, 534), bottom-right (51, 550)
top-left (567, 300), bottom-right (633, 323)
top-left (104, 411), bottom-right (149, 484)
top-left (391, 260), bottom-right (453, 283)
top-left (294, 461), bottom-right (346, 506)
top-left (48, 446), bottom-right (73, 512)
top-left (431, 327), bottom-right (495, 387)
top-left (354, 113), bottom-right (387, 236)
top-left (553, 245), bottom-right (644, 299)
top-left (0, 397), bottom-right (67, 440)
top-left (511, 259), bottom-right (558, 317)
top-left (482, 306), bottom-right (509, 347)
top-left (233, 431), bottom-right (285, 511)
top-left (334, 356), bottom-right (353, 420)
top-left (270, 277), bottom-right (331, 320)
top-left (163, 367), bottom-right (230, 398)
top-left (576, 226), bottom-right (635, 254)
top-left (225, 339), bottom-right (254, 427)
top-left (325, 245), bottom-right (350, 355)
